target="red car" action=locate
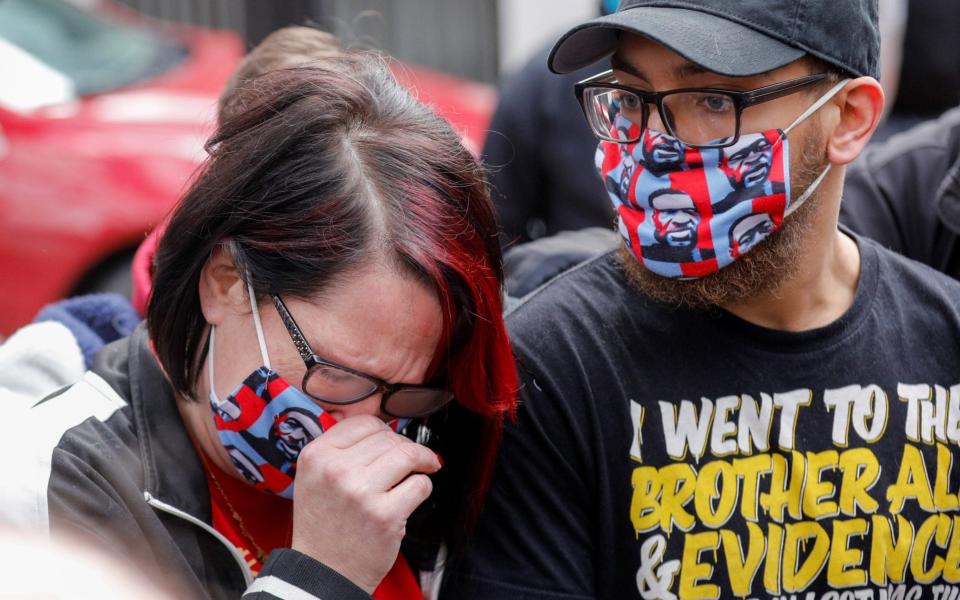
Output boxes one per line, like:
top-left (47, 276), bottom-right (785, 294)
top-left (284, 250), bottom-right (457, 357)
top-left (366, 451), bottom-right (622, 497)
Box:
top-left (0, 0), bottom-right (495, 336)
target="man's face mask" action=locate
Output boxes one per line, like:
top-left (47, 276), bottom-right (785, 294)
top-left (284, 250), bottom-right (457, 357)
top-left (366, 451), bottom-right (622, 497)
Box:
top-left (596, 79), bottom-right (848, 279)
top-left (206, 284), bottom-right (407, 498)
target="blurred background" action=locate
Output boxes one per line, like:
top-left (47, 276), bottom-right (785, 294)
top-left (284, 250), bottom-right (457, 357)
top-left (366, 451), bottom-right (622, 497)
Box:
top-left (2, 0), bottom-right (957, 337)
top-left (0, 0), bottom-right (598, 336)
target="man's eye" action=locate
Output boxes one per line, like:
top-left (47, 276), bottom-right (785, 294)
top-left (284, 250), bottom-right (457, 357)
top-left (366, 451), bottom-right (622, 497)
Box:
top-left (619, 92), bottom-right (643, 111)
top-left (699, 94), bottom-right (734, 112)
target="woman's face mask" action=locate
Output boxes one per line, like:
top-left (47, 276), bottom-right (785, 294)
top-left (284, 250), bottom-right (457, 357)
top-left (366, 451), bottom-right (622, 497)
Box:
top-left (595, 79), bottom-right (848, 279)
top-left (206, 284), bottom-right (407, 498)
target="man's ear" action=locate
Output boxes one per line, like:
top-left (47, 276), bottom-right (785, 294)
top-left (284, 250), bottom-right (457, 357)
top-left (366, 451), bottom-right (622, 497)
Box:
top-left (826, 77), bottom-right (885, 166)
top-left (198, 243), bottom-right (248, 326)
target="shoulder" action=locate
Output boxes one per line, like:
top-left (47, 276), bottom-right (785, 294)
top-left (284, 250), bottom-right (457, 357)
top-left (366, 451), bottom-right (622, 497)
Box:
top-left (855, 106), bottom-right (960, 174)
top-left (0, 370), bottom-right (134, 530)
top-left (863, 234), bottom-right (960, 308)
top-left (505, 248), bottom-right (667, 385)
top-left (505, 227), bottom-right (620, 297)
top-left (845, 106), bottom-right (960, 206)
top-left (0, 321), bottom-right (86, 413)
top-left (0, 331), bottom-right (141, 531)
top-left (507, 249), bottom-right (627, 334)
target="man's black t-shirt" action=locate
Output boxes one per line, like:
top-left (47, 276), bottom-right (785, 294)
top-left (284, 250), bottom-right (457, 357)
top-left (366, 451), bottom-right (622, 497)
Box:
top-left (442, 234), bottom-right (960, 600)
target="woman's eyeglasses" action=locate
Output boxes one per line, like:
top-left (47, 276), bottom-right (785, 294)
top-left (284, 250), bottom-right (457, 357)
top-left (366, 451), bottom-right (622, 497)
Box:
top-left (271, 295), bottom-right (453, 419)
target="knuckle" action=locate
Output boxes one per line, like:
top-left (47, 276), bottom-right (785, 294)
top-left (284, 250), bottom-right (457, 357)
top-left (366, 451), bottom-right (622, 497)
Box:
top-left (320, 460), bottom-right (352, 487)
top-left (358, 495), bottom-right (381, 517)
top-left (411, 474), bottom-right (433, 499)
top-left (355, 414), bottom-right (389, 432)
top-left (297, 442), bottom-right (322, 469)
top-left (394, 441), bottom-right (425, 465)
top-left (298, 441), bottom-right (318, 461)
top-left (369, 504), bottom-right (396, 530)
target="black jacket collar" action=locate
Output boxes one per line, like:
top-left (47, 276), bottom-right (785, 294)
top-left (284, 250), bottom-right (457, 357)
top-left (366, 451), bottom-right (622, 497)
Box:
top-left (103, 323), bottom-right (212, 521)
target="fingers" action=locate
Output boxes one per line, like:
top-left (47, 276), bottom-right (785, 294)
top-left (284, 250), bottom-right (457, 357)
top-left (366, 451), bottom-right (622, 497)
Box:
top-left (297, 414), bottom-right (440, 496)
top-left (387, 473), bottom-right (434, 517)
top-left (365, 440), bottom-right (441, 491)
top-left (342, 428), bottom-right (410, 467)
top-left (319, 414), bottom-right (390, 448)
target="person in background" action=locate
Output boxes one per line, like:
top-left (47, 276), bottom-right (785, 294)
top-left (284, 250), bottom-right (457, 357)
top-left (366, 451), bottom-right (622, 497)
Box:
top-left (484, 1), bottom-right (619, 249)
top-left (840, 103), bottom-right (960, 277)
top-left (0, 27), bottom-right (349, 412)
top-left (873, 0), bottom-right (960, 142)
top-left (440, 1), bottom-right (960, 598)
top-left (0, 32), bottom-right (516, 600)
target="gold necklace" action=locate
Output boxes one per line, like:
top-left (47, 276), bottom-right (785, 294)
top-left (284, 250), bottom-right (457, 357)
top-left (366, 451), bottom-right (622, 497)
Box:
top-left (206, 467), bottom-right (269, 564)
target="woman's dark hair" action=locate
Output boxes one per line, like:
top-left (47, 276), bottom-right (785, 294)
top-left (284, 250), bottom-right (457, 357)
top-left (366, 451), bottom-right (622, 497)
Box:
top-left (147, 46), bottom-right (517, 554)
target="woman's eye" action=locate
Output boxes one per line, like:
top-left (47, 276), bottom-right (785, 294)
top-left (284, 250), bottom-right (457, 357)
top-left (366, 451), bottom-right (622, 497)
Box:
top-left (317, 367), bottom-right (353, 383)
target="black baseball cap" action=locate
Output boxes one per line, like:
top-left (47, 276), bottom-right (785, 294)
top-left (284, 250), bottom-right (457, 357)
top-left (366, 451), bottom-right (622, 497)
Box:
top-left (549, 0), bottom-right (880, 79)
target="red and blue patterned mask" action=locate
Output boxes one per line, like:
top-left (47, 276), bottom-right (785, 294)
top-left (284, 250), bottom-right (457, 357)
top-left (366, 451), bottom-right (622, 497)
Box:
top-left (207, 285), bottom-right (408, 498)
top-left (595, 80), bottom-right (847, 279)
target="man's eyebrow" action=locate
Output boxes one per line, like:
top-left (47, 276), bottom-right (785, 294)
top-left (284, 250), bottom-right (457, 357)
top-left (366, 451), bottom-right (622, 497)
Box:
top-left (610, 54), bottom-right (649, 83)
top-left (611, 55), bottom-right (713, 84)
top-left (675, 62), bottom-right (710, 80)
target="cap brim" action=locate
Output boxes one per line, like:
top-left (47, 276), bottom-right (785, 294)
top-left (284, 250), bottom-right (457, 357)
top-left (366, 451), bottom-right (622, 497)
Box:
top-left (549, 7), bottom-right (805, 76)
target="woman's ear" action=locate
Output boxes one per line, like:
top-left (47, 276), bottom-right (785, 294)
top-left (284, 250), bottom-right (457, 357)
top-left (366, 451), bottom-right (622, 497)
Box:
top-left (198, 244), bottom-right (247, 326)
top-left (826, 77), bottom-right (885, 167)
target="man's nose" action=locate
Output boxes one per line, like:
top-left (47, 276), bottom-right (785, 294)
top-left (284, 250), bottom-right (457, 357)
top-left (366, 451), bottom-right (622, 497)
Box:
top-left (646, 106), bottom-right (667, 133)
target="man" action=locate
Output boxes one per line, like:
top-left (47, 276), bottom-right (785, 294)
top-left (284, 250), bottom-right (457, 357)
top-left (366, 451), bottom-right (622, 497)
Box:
top-left (441, 2), bottom-right (960, 599)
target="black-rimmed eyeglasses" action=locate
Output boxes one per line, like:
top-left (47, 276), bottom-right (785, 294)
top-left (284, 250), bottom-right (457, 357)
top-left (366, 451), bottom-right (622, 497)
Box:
top-left (575, 70), bottom-right (829, 149)
top-left (271, 295), bottom-right (453, 419)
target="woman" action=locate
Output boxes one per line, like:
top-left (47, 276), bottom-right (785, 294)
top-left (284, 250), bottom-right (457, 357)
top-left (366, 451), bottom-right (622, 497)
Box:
top-left (2, 38), bottom-right (516, 600)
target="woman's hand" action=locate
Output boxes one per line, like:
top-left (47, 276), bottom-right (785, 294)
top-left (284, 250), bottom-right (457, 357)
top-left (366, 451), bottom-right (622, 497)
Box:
top-left (290, 415), bottom-right (441, 594)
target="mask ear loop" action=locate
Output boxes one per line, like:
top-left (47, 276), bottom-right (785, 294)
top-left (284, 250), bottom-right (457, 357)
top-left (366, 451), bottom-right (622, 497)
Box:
top-left (247, 282), bottom-right (272, 371)
top-left (781, 78), bottom-right (851, 217)
top-left (782, 78), bottom-right (851, 136)
top-left (206, 281), bottom-right (273, 403)
top-left (207, 325), bottom-right (218, 401)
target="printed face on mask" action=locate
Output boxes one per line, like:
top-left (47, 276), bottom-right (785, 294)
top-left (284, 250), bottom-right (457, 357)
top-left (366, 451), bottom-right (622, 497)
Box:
top-left (596, 79), bottom-right (848, 279)
top-left (206, 283), bottom-right (411, 499)
top-left (723, 137), bottom-right (774, 190)
top-left (650, 190), bottom-right (699, 248)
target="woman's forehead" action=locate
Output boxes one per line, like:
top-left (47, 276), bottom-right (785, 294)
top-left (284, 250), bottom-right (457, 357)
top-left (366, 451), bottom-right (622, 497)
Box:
top-left (279, 264), bottom-right (443, 378)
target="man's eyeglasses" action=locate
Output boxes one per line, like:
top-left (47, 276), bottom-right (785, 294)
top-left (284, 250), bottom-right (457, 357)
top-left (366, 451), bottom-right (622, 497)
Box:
top-left (271, 295), bottom-right (453, 419)
top-left (575, 70), bottom-right (829, 149)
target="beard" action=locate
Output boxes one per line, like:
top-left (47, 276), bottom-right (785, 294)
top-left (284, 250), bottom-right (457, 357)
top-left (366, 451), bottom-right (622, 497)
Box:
top-left (619, 129), bottom-right (827, 310)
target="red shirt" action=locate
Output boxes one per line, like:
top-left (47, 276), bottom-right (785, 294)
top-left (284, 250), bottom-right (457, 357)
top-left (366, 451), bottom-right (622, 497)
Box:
top-left (202, 457), bottom-right (420, 598)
